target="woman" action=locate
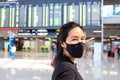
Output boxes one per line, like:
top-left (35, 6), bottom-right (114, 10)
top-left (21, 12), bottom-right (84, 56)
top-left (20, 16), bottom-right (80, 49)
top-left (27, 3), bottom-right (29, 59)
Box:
top-left (52, 22), bottom-right (86, 80)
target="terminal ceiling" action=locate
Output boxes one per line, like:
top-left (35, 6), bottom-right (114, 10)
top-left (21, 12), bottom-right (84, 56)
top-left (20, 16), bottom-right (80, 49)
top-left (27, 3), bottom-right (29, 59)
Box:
top-left (0, 0), bottom-right (120, 5)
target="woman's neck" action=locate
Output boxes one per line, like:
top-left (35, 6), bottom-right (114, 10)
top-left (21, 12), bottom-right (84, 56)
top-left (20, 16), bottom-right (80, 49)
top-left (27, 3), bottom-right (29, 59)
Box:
top-left (63, 49), bottom-right (77, 64)
top-left (69, 57), bottom-right (77, 64)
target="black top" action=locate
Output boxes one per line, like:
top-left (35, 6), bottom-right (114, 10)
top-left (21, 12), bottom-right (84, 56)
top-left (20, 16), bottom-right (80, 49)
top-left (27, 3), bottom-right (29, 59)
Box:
top-left (52, 56), bottom-right (83, 80)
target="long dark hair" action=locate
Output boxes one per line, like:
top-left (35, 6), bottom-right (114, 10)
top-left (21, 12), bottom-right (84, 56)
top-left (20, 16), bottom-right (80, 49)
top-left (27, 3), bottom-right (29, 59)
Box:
top-left (54, 22), bottom-right (84, 66)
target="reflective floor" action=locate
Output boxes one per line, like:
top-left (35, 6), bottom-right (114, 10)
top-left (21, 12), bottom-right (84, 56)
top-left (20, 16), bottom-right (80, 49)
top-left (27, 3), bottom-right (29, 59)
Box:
top-left (0, 59), bottom-right (53, 80)
top-left (0, 52), bottom-right (120, 80)
top-left (78, 58), bottom-right (120, 80)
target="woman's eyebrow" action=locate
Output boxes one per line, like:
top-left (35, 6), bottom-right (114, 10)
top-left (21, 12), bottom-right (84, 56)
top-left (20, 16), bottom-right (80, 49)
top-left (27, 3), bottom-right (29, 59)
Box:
top-left (71, 36), bottom-right (79, 38)
top-left (71, 36), bottom-right (85, 39)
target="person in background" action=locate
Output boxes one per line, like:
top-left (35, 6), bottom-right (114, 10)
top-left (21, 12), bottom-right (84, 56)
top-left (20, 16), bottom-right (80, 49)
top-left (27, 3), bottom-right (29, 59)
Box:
top-left (117, 46), bottom-right (120, 59)
top-left (11, 44), bottom-right (16, 59)
top-left (52, 22), bottom-right (86, 80)
top-left (51, 41), bottom-right (57, 68)
top-left (108, 47), bottom-right (111, 57)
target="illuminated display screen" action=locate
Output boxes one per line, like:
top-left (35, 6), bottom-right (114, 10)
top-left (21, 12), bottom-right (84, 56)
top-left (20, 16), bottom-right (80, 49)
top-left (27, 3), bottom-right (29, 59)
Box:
top-left (0, 1), bottom-right (101, 29)
top-left (113, 5), bottom-right (120, 15)
top-left (91, 2), bottom-right (100, 26)
top-left (53, 3), bottom-right (62, 26)
top-left (0, 6), bottom-right (10, 27)
top-left (0, 5), bottom-right (16, 28)
top-left (86, 2), bottom-right (91, 26)
top-left (19, 5), bottom-right (27, 27)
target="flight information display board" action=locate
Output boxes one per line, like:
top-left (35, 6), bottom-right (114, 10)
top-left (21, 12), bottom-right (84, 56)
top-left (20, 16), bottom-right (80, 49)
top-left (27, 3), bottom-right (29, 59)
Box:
top-left (0, 2), bottom-right (16, 28)
top-left (0, 0), bottom-right (101, 29)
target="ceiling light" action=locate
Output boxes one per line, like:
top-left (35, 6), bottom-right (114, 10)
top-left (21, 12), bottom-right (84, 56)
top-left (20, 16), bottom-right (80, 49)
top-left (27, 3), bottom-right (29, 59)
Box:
top-left (109, 36), bottom-right (117, 38)
top-left (116, 37), bottom-right (120, 39)
top-left (111, 38), bottom-right (115, 40)
top-left (93, 30), bottom-right (102, 33)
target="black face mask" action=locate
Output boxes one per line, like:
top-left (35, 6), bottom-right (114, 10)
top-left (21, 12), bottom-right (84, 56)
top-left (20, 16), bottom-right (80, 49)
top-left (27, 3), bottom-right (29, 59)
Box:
top-left (66, 42), bottom-right (86, 58)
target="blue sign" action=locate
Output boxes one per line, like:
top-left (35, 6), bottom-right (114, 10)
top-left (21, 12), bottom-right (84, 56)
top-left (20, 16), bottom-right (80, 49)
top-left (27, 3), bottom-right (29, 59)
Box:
top-left (8, 37), bottom-right (15, 59)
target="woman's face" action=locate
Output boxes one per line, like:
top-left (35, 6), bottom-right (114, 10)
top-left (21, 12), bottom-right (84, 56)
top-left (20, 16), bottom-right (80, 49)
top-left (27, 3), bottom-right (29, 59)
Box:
top-left (61, 26), bottom-right (85, 52)
top-left (62, 26), bottom-right (85, 46)
top-left (66, 27), bottom-right (85, 44)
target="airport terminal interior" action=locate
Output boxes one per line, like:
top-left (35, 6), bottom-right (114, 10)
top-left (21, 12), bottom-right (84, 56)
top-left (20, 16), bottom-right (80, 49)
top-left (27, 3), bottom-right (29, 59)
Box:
top-left (0, 0), bottom-right (120, 80)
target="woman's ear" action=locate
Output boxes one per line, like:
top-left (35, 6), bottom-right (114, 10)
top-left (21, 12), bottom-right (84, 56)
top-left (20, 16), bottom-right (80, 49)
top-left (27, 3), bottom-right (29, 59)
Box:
top-left (61, 42), bottom-right (66, 48)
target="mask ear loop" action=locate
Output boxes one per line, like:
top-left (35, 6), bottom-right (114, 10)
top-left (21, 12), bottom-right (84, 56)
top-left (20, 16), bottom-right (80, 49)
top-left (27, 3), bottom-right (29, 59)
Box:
top-left (82, 43), bottom-right (87, 56)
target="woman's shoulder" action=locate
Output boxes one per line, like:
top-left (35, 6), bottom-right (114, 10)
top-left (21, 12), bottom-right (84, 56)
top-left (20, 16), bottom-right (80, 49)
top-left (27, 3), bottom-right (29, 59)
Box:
top-left (52, 62), bottom-right (76, 79)
top-left (59, 61), bottom-right (74, 67)
top-left (55, 61), bottom-right (76, 73)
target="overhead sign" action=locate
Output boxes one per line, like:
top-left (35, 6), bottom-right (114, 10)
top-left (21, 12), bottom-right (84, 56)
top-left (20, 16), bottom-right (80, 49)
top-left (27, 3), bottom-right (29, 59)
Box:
top-left (0, 0), bottom-right (101, 29)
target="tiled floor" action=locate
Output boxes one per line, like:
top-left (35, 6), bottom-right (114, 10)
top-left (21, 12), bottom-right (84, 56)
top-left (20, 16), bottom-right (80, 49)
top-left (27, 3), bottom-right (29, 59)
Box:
top-left (0, 51), bottom-right (120, 80)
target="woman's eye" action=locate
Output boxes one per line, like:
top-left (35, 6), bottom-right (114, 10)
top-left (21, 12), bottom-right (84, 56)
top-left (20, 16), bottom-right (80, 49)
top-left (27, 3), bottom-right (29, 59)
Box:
top-left (72, 39), bottom-right (77, 41)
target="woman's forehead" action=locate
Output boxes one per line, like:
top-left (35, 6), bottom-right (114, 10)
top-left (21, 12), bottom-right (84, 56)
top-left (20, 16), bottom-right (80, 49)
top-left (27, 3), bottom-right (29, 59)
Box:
top-left (68, 27), bottom-right (84, 37)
